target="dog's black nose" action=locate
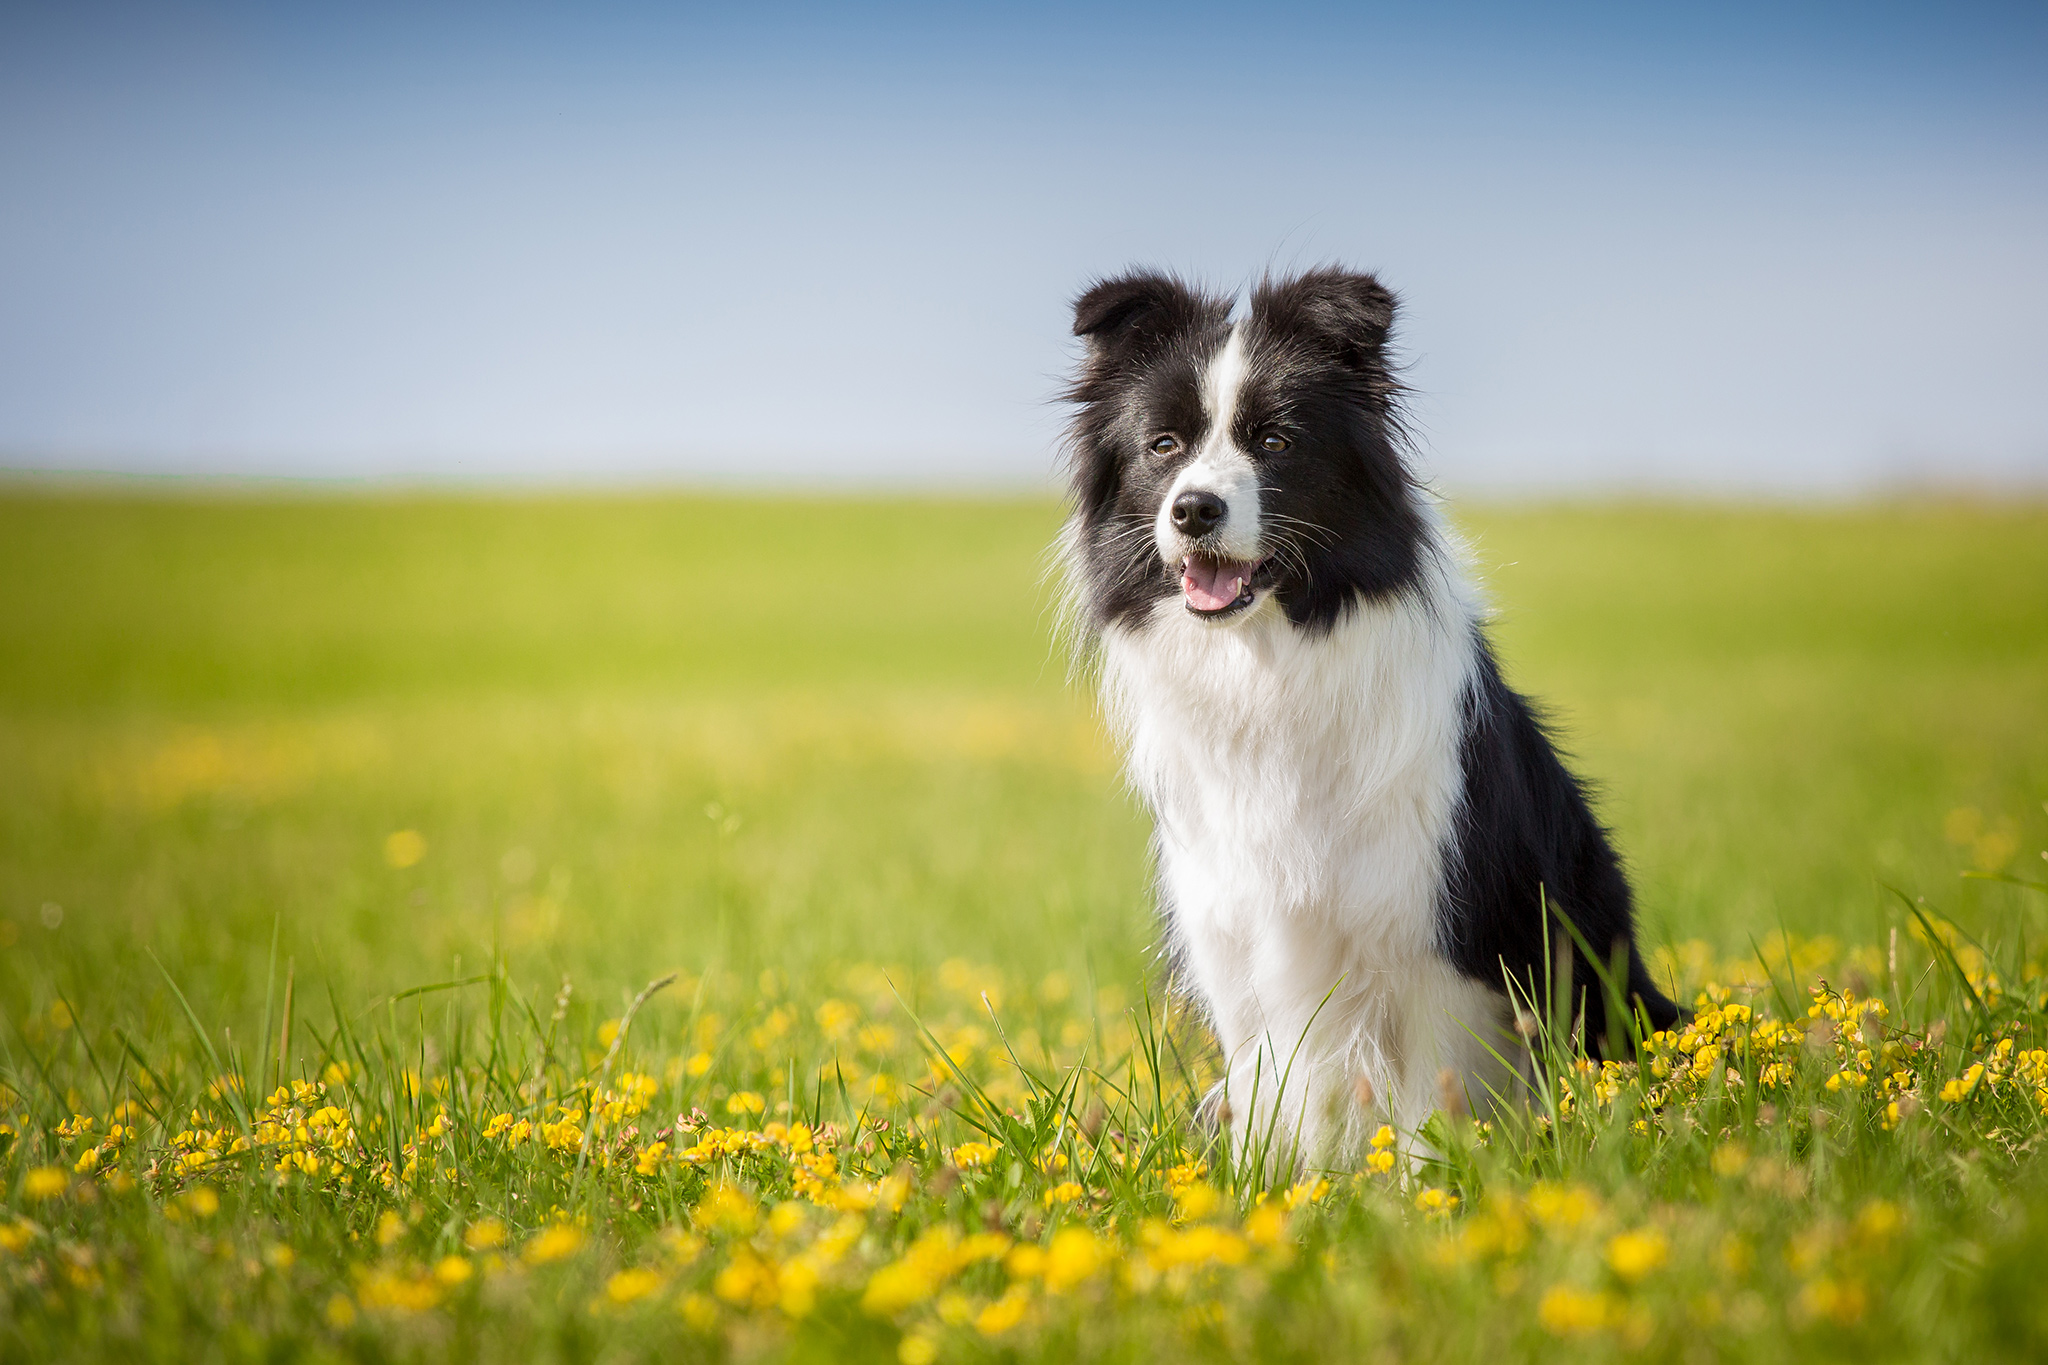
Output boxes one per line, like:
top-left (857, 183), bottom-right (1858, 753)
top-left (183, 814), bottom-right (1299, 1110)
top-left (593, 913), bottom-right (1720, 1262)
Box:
top-left (1171, 490), bottom-right (1226, 536)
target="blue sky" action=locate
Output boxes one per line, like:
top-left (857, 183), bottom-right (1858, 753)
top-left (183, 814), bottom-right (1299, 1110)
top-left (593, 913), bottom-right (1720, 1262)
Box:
top-left (2, 1), bottom-right (2044, 491)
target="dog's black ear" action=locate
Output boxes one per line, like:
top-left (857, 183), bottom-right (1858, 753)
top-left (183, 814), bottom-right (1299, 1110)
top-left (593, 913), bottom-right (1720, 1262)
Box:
top-left (1252, 267), bottom-right (1399, 374)
top-left (1072, 271), bottom-right (1218, 357)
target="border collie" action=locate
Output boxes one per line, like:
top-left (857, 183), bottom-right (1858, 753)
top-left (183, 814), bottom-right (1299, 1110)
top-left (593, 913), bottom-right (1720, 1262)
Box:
top-left (1059, 266), bottom-right (1679, 1167)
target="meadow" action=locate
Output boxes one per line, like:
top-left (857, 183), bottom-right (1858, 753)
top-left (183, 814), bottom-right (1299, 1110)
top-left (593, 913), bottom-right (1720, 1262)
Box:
top-left (2, 488), bottom-right (2046, 1363)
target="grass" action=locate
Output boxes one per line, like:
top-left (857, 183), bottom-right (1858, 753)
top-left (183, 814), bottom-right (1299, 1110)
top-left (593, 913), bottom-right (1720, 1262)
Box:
top-left (1, 488), bottom-right (2046, 1363)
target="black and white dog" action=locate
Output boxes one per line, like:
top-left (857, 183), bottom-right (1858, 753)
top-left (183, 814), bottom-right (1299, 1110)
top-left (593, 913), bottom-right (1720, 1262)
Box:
top-left (1060, 266), bottom-right (1679, 1165)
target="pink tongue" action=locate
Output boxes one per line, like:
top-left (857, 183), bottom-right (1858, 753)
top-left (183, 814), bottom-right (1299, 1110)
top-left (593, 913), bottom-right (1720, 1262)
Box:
top-left (1181, 558), bottom-right (1248, 612)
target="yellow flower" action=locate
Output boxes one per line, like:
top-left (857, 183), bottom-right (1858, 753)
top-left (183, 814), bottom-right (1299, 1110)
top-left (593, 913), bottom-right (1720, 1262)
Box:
top-left (1005, 1244), bottom-right (1047, 1280)
top-left (726, 1091), bottom-right (766, 1118)
top-left (1855, 1200), bottom-right (1903, 1243)
top-left (464, 1217), bottom-right (509, 1250)
top-left (1043, 1181), bottom-right (1084, 1207)
top-left (1940, 1064), bottom-right (1987, 1103)
top-left (686, 1052), bottom-right (713, 1077)
top-left (695, 1182), bottom-right (759, 1236)
top-left (1605, 1229), bottom-right (1668, 1282)
top-left (383, 829), bottom-right (427, 868)
top-left (433, 1255), bottom-right (473, 1287)
top-left (950, 1141), bottom-right (999, 1170)
top-left (22, 1168), bottom-right (68, 1201)
top-left (679, 1291), bottom-right (719, 1330)
top-left (1284, 1178), bottom-right (1330, 1210)
top-left (1528, 1182), bottom-right (1598, 1230)
top-left (976, 1285), bottom-right (1032, 1335)
top-left (375, 1209), bottom-right (405, 1247)
top-left (524, 1223), bottom-right (585, 1265)
top-left (1173, 1182), bottom-right (1220, 1219)
top-left (1246, 1205), bottom-right (1288, 1248)
top-left (1798, 1276), bottom-right (1868, 1326)
top-left (1414, 1187), bottom-right (1459, 1216)
top-left (1539, 1285), bottom-right (1617, 1336)
top-left (605, 1268), bottom-right (664, 1305)
top-left (1042, 1227), bottom-right (1108, 1293)
top-left (898, 1333), bottom-right (939, 1365)
top-left (0, 1221), bottom-right (36, 1253)
top-left (182, 1185), bottom-right (220, 1218)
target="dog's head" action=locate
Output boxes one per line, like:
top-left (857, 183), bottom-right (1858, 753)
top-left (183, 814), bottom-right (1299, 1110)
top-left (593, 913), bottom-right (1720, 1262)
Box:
top-left (1062, 267), bottom-right (1426, 635)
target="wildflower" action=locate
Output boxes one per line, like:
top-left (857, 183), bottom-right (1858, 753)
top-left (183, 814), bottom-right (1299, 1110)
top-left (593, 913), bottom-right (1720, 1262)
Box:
top-left (726, 1091), bottom-right (766, 1118)
top-left (817, 998), bottom-right (858, 1040)
top-left (1043, 1181), bottom-right (1084, 1207)
top-left (1940, 1064), bottom-right (1986, 1103)
top-left (1174, 1181), bottom-right (1221, 1220)
top-left (524, 1223), bottom-right (585, 1265)
top-left (0, 1221), bottom-right (36, 1254)
top-left (1005, 1243), bottom-right (1047, 1280)
top-left (1710, 1145), bottom-right (1748, 1178)
top-left (695, 1182), bottom-right (759, 1236)
top-left (22, 1167), bottom-right (68, 1201)
top-left (1364, 1124), bottom-right (1398, 1174)
top-left (898, 1332), bottom-right (939, 1365)
top-left (1246, 1204), bottom-right (1288, 1248)
top-left (1539, 1285), bottom-right (1617, 1336)
top-left (383, 829), bottom-right (427, 868)
top-left (1605, 1229), bottom-right (1668, 1282)
top-left (464, 1218), bottom-right (508, 1251)
top-left (606, 1268), bottom-right (664, 1306)
top-left (977, 1285), bottom-right (1032, 1334)
top-left (1799, 1276), bottom-right (1868, 1326)
top-left (678, 1291), bottom-right (720, 1331)
top-left (1855, 1200), bottom-right (1903, 1243)
top-left (1528, 1182), bottom-right (1598, 1230)
top-left (1043, 1227), bottom-right (1109, 1292)
top-left (375, 1210), bottom-right (405, 1247)
top-left (182, 1185), bottom-right (220, 1218)
top-left (949, 1140), bottom-right (999, 1170)
top-left (1285, 1177), bottom-right (1331, 1210)
top-left (1414, 1187), bottom-right (1459, 1216)
top-left (433, 1256), bottom-right (473, 1287)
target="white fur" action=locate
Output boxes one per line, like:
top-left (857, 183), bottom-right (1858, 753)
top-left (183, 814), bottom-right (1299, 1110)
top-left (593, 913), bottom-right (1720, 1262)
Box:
top-left (1154, 325), bottom-right (1264, 569)
top-left (1100, 504), bottom-right (1513, 1171)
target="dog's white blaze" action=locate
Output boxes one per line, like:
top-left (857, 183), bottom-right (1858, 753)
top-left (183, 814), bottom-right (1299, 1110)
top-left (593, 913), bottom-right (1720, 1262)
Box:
top-left (1102, 505), bottom-right (1509, 1168)
top-left (1154, 325), bottom-right (1263, 568)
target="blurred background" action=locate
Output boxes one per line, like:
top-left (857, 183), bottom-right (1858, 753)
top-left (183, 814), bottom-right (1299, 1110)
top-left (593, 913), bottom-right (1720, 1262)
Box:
top-left (1, 3), bottom-right (2045, 1030)
top-left (2, 0), bottom-right (2045, 493)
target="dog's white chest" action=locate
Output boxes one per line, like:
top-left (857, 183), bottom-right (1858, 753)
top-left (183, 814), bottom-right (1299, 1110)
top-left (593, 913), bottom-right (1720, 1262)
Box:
top-left (1103, 590), bottom-right (1473, 952)
top-left (1100, 583), bottom-right (1499, 1153)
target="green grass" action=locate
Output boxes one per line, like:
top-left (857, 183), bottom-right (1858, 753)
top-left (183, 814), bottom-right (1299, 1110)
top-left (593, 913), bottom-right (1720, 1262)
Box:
top-left (2, 489), bottom-right (2046, 1363)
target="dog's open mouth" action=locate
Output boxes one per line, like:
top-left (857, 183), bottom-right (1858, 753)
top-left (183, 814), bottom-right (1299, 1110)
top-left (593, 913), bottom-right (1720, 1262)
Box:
top-left (1180, 554), bottom-right (1264, 615)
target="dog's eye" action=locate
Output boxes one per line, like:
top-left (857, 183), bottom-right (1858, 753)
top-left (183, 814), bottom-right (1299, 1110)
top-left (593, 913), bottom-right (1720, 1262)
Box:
top-left (1149, 435), bottom-right (1182, 457)
top-left (1260, 434), bottom-right (1290, 453)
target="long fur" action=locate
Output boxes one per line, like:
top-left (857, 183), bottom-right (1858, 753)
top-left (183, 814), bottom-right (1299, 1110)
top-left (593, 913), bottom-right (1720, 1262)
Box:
top-left (1058, 266), bottom-right (1679, 1168)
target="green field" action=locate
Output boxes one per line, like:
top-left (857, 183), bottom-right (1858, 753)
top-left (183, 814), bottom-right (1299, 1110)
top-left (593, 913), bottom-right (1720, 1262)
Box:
top-left (3, 490), bottom-right (2047, 1362)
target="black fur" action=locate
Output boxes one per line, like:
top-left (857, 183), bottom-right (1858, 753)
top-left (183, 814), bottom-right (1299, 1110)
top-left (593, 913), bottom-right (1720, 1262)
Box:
top-left (1064, 263), bottom-right (1679, 1051)
top-left (1442, 644), bottom-right (1682, 1047)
